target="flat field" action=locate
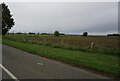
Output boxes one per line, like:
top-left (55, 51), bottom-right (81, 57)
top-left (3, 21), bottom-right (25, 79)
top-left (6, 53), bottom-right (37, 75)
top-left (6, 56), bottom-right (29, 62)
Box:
top-left (5, 34), bottom-right (118, 49)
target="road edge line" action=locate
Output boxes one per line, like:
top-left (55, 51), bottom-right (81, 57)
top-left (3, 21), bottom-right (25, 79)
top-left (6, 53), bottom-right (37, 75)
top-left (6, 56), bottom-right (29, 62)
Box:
top-left (0, 64), bottom-right (19, 81)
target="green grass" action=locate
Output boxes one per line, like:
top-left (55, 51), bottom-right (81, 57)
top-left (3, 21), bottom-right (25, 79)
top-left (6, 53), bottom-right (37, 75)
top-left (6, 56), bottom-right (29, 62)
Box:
top-left (3, 36), bottom-right (119, 56)
top-left (2, 38), bottom-right (119, 78)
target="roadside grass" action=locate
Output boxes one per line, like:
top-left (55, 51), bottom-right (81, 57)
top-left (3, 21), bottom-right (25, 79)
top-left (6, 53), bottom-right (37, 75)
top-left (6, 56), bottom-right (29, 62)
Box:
top-left (2, 38), bottom-right (119, 78)
top-left (3, 36), bottom-right (119, 57)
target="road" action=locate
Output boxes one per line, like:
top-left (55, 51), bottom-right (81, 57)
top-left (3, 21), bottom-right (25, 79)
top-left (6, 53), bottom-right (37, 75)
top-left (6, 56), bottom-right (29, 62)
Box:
top-left (1, 44), bottom-right (109, 80)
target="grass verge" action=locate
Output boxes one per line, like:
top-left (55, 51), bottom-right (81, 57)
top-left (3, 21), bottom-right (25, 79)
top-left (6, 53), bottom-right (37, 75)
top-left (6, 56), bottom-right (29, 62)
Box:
top-left (3, 36), bottom-right (119, 56)
top-left (2, 38), bottom-right (119, 78)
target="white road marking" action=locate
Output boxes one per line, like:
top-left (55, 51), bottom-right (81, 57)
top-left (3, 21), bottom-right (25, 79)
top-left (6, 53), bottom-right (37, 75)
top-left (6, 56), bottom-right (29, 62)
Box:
top-left (0, 64), bottom-right (20, 81)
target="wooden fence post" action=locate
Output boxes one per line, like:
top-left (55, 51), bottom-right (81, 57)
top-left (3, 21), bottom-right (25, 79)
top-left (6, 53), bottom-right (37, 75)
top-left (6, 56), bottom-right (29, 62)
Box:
top-left (90, 42), bottom-right (94, 50)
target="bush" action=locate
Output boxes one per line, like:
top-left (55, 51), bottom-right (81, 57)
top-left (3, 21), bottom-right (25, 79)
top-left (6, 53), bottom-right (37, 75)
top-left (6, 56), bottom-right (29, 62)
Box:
top-left (54, 31), bottom-right (59, 37)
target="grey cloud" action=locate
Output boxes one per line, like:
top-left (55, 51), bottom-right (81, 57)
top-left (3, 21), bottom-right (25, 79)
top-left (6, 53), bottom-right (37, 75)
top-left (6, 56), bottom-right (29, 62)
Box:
top-left (7, 2), bottom-right (118, 35)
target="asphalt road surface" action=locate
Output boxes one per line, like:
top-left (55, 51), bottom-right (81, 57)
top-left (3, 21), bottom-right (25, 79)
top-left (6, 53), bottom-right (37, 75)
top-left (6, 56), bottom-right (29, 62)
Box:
top-left (2, 44), bottom-right (109, 80)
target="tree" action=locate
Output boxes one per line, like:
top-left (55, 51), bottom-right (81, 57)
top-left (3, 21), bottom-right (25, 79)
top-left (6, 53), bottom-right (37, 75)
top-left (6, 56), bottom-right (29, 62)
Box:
top-left (83, 32), bottom-right (88, 37)
top-left (54, 31), bottom-right (59, 37)
top-left (2, 3), bottom-right (15, 35)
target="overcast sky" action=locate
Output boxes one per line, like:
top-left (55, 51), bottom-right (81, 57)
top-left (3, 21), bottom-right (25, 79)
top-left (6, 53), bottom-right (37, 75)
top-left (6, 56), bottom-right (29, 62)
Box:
top-left (7, 2), bottom-right (118, 35)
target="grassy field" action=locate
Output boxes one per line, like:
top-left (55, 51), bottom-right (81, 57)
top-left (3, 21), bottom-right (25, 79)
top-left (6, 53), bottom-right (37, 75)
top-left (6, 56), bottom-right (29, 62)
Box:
top-left (2, 34), bottom-right (119, 78)
top-left (5, 33), bottom-right (118, 49)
